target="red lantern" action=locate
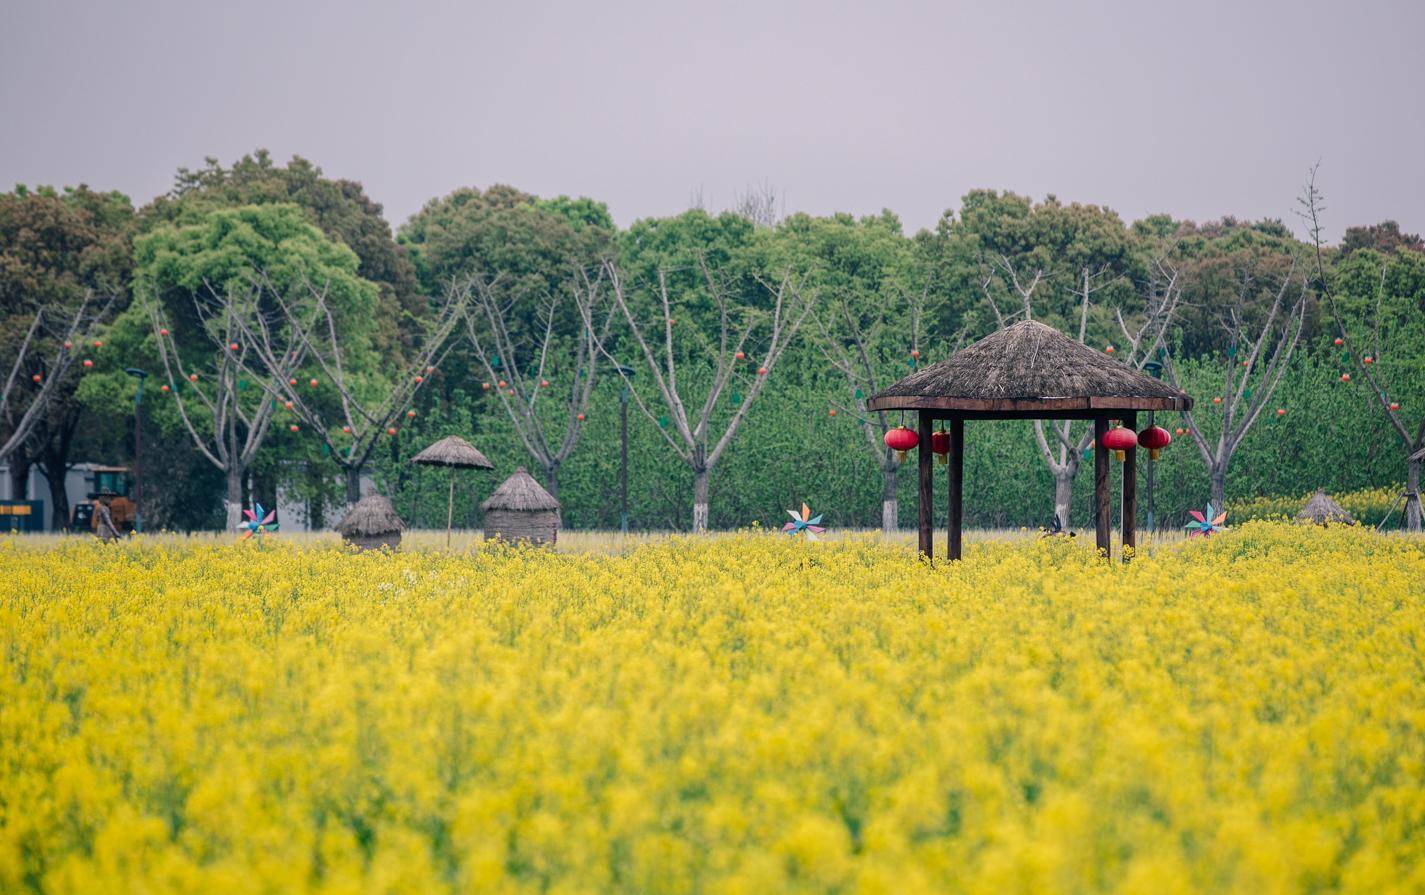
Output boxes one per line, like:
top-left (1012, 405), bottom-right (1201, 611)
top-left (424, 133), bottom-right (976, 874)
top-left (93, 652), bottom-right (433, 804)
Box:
top-left (31, 374), bottom-right (41, 384)
top-left (283, 400), bottom-right (294, 409)
top-left (82, 359), bottom-right (93, 368)
top-left (884, 425), bottom-right (919, 462)
top-left (63, 341), bottom-right (72, 350)
top-left (482, 382), bottom-right (491, 391)
top-left (160, 384), bottom-right (170, 393)
top-left (92, 340), bottom-right (103, 348)
top-left (1104, 345), bottom-right (1115, 354)
top-left (498, 380), bottom-right (507, 388)
top-left (1174, 427), bottom-right (1184, 436)
top-left (828, 409), bottom-right (837, 417)
top-left (540, 379), bottom-right (550, 388)
top-left (406, 409), bottom-right (416, 418)
top-left (426, 366), bottom-right (434, 374)
top-left (1101, 425), bottom-right (1137, 462)
top-left (576, 413), bottom-right (586, 422)
top-left (930, 428), bottom-right (949, 465)
top-left (1212, 396), bottom-right (1222, 405)
top-left (1390, 402), bottom-right (1399, 411)
top-left (387, 427), bottom-right (397, 436)
top-left (228, 342), bottom-right (239, 351)
top-left (757, 367), bottom-right (768, 376)
top-left (1363, 356), bottom-right (1373, 365)
top-left (415, 375), bottom-right (424, 384)
top-left (289, 424), bottom-right (299, 433)
top-left (1136, 425), bottom-right (1171, 460)
top-left (910, 348), bottom-right (920, 359)
top-left (309, 378), bottom-right (318, 388)
top-left (1341, 373), bottom-right (1351, 382)
top-left (735, 351), bottom-right (745, 360)
top-left (289, 377), bottom-right (298, 386)
top-left (1276, 408), bottom-right (1286, 416)
top-left (188, 373), bottom-right (198, 382)
top-left (1333, 337), bottom-right (1343, 346)
top-left (342, 425), bottom-right (351, 434)
top-left (159, 328), bottom-right (169, 337)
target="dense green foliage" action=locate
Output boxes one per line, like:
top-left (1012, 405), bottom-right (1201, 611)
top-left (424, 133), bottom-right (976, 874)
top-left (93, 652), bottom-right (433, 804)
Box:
top-left (4, 154), bottom-right (1422, 531)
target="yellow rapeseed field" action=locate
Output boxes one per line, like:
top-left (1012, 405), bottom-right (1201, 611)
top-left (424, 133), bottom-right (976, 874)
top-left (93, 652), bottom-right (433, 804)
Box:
top-left (2, 523), bottom-right (1423, 894)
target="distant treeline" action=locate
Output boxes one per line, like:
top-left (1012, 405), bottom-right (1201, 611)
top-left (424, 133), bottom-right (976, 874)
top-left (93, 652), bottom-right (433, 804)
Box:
top-left (2, 151), bottom-right (1422, 532)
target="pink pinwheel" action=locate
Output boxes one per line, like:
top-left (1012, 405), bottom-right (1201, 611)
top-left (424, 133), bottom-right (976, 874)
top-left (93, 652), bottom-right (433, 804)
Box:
top-left (1184, 503), bottom-right (1226, 538)
top-left (782, 503), bottom-right (826, 541)
top-left (238, 503), bottom-right (279, 542)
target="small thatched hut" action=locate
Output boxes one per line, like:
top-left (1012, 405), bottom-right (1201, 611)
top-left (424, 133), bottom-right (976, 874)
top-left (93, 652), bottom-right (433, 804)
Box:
top-left (1297, 489), bottom-right (1355, 526)
top-left (481, 467), bottom-right (560, 545)
top-left (336, 494), bottom-right (405, 550)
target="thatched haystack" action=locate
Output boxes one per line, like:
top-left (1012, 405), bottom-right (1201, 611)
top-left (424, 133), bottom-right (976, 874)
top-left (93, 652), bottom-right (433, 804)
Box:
top-left (870, 319), bottom-right (1189, 410)
top-left (336, 494), bottom-right (405, 550)
top-left (411, 435), bottom-right (494, 469)
top-left (482, 467), bottom-right (560, 545)
top-left (1297, 489), bottom-right (1355, 526)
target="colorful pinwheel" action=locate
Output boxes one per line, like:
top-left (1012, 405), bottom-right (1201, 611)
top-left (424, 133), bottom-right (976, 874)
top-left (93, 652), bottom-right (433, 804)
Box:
top-left (782, 503), bottom-right (826, 541)
top-left (1184, 502), bottom-right (1226, 538)
top-left (238, 503), bottom-right (278, 542)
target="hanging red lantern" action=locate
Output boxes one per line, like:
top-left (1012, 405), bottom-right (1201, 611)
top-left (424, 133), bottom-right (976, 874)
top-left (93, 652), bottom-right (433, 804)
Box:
top-left (498, 379), bottom-right (507, 388)
top-left (63, 341), bottom-right (72, 350)
top-left (31, 374), bottom-right (41, 384)
top-left (415, 375), bottom-right (423, 384)
top-left (1390, 402), bottom-right (1399, 411)
top-left (288, 377), bottom-right (298, 386)
top-left (576, 413), bottom-right (586, 422)
top-left (426, 366), bottom-right (434, 374)
top-left (884, 425), bottom-right (919, 462)
top-left (92, 340), bottom-right (103, 348)
top-left (1276, 408), bottom-right (1286, 416)
top-left (188, 373), bottom-right (198, 382)
top-left (757, 367), bottom-right (768, 376)
top-left (159, 328), bottom-right (169, 337)
top-left (1212, 396), bottom-right (1222, 405)
top-left (283, 400), bottom-right (294, 409)
top-left (387, 427), bottom-right (397, 436)
top-left (1104, 345), bottom-right (1115, 354)
top-left (482, 382), bottom-right (491, 391)
top-left (342, 425), bottom-right (351, 434)
top-left (1333, 337), bottom-right (1343, 346)
top-left (540, 379), bottom-right (550, 388)
top-left (910, 348), bottom-right (920, 359)
top-left (1363, 356), bottom-right (1373, 365)
top-left (228, 342), bottom-right (239, 351)
top-left (1137, 425), bottom-right (1171, 460)
top-left (309, 378), bottom-right (318, 388)
top-left (82, 359), bottom-right (93, 368)
top-left (160, 384), bottom-right (170, 393)
top-left (930, 428), bottom-right (950, 465)
top-left (1174, 427), bottom-right (1185, 436)
top-left (1341, 373), bottom-right (1351, 382)
top-left (289, 424), bottom-right (299, 433)
top-left (406, 409), bottom-right (416, 418)
top-left (828, 408), bottom-right (837, 417)
top-left (1101, 425), bottom-right (1137, 462)
top-left (735, 351), bottom-right (745, 360)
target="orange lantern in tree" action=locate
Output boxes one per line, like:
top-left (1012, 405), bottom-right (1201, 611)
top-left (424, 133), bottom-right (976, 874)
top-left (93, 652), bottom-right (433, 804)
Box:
top-left (482, 382), bottom-right (491, 391)
top-left (1333, 337), bottom-right (1343, 346)
top-left (289, 377), bottom-right (298, 386)
top-left (159, 328), bottom-right (169, 337)
top-left (1101, 424), bottom-right (1137, 462)
top-left (92, 340), bottom-right (103, 348)
top-left (342, 425), bottom-right (352, 433)
top-left (1137, 425), bottom-right (1171, 460)
top-left (1341, 373), bottom-right (1351, 382)
top-left (289, 424), bottom-right (299, 433)
top-left (228, 342), bottom-right (239, 351)
top-left (735, 351), bottom-right (745, 360)
top-left (309, 378), bottom-right (318, 388)
top-left (1389, 402), bottom-right (1399, 411)
top-left (498, 380), bottom-right (507, 388)
top-left (415, 375), bottom-right (424, 384)
top-left (540, 379), bottom-right (550, 388)
top-left (82, 359), bottom-right (93, 368)
top-left (1363, 356), bottom-right (1373, 365)
top-left (1104, 345), bottom-right (1115, 354)
top-left (160, 384), bottom-right (170, 393)
top-left (910, 348), bottom-right (920, 359)
top-left (1174, 427), bottom-right (1184, 436)
top-left (828, 409), bottom-right (837, 417)
top-left (1212, 396), bottom-right (1222, 405)
top-left (31, 374), bottom-right (41, 384)
top-left (188, 373), bottom-right (198, 382)
top-left (283, 400), bottom-right (294, 409)
top-left (63, 341), bottom-right (72, 350)
top-left (884, 425), bottom-right (919, 462)
top-left (1276, 408), bottom-right (1286, 417)
top-left (406, 410), bottom-right (416, 418)
top-left (576, 413), bottom-right (585, 422)
top-left (387, 427), bottom-right (397, 436)
top-left (930, 428), bottom-right (949, 465)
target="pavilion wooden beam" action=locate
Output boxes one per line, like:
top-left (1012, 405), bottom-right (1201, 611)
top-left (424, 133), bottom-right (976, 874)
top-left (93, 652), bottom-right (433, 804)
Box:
top-left (1094, 414), bottom-right (1111, 559)
top-left (1122, 410), bottom-right (1137, 560)
top-left (917, 411), bottom-right (933, 561)
top-left (947, 417), bottom-right (964, 561)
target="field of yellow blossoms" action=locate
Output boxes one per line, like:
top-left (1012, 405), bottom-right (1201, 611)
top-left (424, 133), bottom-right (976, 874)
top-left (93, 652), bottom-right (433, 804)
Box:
top-left (3, 523), bottom-right (1424, 894)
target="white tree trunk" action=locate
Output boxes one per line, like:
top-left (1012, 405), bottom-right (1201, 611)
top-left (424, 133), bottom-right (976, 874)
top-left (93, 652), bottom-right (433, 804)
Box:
top-left (1209, 465), bottom-right (1227, 511)
top-left (1407, 456), bottom-right (1422, 533)
top-left (881, 466), bottom-right (898, 534)
top-left (224, 468), bottom-right (244, 531)
top-left (692, 467), bottom-right (709, 533)
top-left (1053, 470), bottom-right (1074, 529)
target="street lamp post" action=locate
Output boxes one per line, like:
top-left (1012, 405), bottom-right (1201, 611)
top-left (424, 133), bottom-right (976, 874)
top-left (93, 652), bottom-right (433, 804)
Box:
top-left (616, 366), bottom-right (636, 534)
top-left (125, 368), bottom-right (148, 533)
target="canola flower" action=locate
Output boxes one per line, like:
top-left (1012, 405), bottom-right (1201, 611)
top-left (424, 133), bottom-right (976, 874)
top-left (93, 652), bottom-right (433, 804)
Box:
top-left (1, 523), bottom-right (1423, 894)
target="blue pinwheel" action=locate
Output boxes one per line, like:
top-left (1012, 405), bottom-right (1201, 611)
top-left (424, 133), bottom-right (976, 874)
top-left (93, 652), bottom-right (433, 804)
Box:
top-left (1184, 502), bottom-right (1226, 538)
top-left (782, 502), bottom-right (826, 541)
top-left (238, 503), bottom-right (278, 542)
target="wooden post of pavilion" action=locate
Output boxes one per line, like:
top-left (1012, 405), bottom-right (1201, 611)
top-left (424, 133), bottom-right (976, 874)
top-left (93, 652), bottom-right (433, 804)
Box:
top-left (1122, 410), bottom-right (1137, 558)
top-left (1094, 414), bottom-right (1111, 559)
top-left (947, 417), bottom-right (963, 561)
top-left (917, 411), bottom-right (933, 560)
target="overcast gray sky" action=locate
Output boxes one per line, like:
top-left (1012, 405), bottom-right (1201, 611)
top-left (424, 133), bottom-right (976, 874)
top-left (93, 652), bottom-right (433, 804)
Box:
top-left (2, 0), bottom-right (1421, 239)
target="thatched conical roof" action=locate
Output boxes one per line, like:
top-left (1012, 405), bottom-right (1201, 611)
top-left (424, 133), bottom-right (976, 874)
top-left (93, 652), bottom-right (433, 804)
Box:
top-left (1297, 489), bottom-right (1355, 526)
top-left (481, 467), bottom-right (560, 512)
top-left (411, 435), bottom-right (494, 469)
top-left (868, 320), bottom-right (1192, 413)
top-left (336, 494), bottom-right (406, 536)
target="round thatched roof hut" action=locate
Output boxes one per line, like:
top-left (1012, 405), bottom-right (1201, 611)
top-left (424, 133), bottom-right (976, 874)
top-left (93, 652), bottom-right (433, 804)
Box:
top-left (1297, 489), bottom-right (1355, 526)
top-left (336, 494), bottom-right (405, 551)
top-left (868, 319), bottom-right (1193, 561)
top-left (481, 467), bottom-right (560, 546)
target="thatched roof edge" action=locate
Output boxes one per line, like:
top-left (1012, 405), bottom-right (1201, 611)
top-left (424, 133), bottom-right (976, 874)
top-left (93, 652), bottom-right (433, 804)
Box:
top-left (481, 467), bottom-right (561, 512)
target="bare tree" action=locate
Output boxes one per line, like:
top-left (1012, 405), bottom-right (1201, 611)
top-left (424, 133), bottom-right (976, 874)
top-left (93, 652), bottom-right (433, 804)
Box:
top-left (580, 256), bottom-right (814, 532)
top-left (1300, 170), bottom-right (1423, 531)
top-left (236, 275), bottom-right (467, 506)
top-left (810, 278), bottom-right (939, 533)
top-left (150, 279), bottom-right (308, 530)
top-left (732, 181), bottom-right (782, 229)
top-left (983, 254), bottom-right (1180, 527)
top-left (464, 268), bottom-right (612, 498)
top-left (1164, 259), bottom-right (1307, 509)
top-left (2, 293), bottom-right (110, 470)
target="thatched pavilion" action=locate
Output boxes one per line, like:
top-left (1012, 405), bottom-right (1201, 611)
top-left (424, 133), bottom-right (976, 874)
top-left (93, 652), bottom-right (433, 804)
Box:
top-left (335, 494), bottom-right (405, 551)
top-left (867, 320), bottom-right (1193, 560)
top-left (482, 467), bottom-right (561, 545)
top-left (1297, 490), bottom-right (1355, 526)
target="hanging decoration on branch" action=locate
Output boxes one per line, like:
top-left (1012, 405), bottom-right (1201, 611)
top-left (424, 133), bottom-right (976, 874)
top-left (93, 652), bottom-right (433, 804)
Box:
top-left (884, 425), bottom-right (919, 462)
top-left (237, 503), bottom-right (278, 542)
top-left (1184, 503), bottom-right (1227, 538)
top-left (782, 503), bottom-right (826, 541)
